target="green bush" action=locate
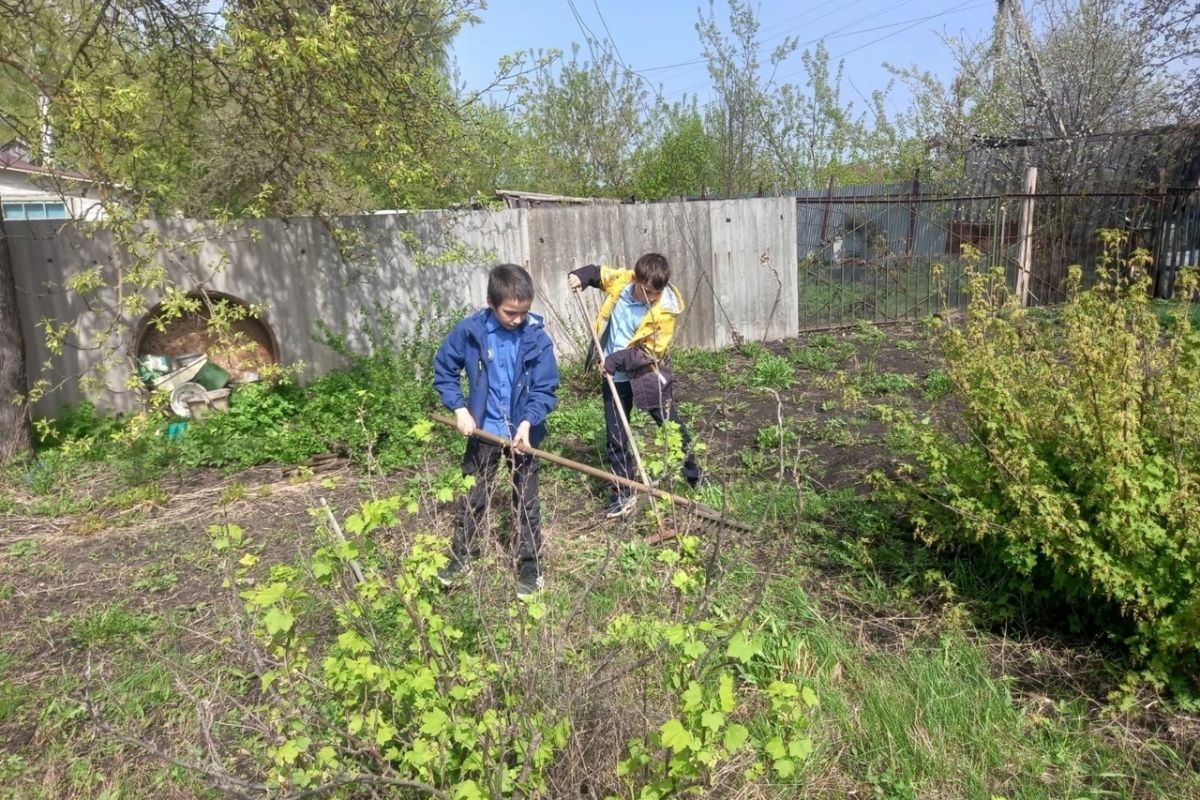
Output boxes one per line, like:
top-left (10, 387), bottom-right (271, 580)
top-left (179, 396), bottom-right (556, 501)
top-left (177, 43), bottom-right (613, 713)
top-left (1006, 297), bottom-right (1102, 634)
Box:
top-left (902, 242), bottom-right (1200, 688)
top-left (176, 381), bottom-right (322, 468)
top-left (302, 304), bottom-right (453, 470)
top-left (32, 402), bottom-right (123, 450)
top-left (176, 304), bottom-right (455, 470)
top-left (207, 490), bottom-right (816, 798)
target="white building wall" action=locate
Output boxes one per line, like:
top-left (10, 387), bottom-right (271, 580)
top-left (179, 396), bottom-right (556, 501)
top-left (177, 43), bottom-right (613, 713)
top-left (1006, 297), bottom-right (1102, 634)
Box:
top-left (0, 169), bottom-right (103, 219)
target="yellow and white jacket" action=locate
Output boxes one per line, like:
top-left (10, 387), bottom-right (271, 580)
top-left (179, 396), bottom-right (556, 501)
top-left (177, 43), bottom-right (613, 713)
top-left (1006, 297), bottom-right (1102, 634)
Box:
top-left (569, 263), bottom-right (685, 410)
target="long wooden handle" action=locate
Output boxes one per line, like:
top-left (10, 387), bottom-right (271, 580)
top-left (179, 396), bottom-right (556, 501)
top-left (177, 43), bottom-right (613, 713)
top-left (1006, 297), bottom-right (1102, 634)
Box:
top-left (571, 286), bottom-right (655, 490)
top-left (430, 413), bottom-right (751, 533)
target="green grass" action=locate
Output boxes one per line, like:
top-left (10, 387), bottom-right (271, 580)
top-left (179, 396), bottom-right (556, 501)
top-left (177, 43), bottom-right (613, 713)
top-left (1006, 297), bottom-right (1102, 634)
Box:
top-left (547, 393), bottom-right (606, 452)
top-left (69, 606), bottom-right (159, 648)
top-left (798, 258), bottom-right (970, 328)
top-left (751, 566), bottom-right (1200, 800)
top-left (798, 276), bottom-right (869, 325)
top-left (789, 345), bottom-right (840, 372)
top-left (922, 369), bottom-right (953, 400)
top-left (755, 424), bottom-right (798, 451)
top-left (672, 346), bottom-right (733, 373)
top-left (0, 680), bottom-right (27, 727)
top-left (813, 417), bottom-right (857, 446)
top-left (6, 540), bottom-right (39, 559)
top-left (856, 371), bottom-right (918, 396)
top-left (1149, 297), bottom-right (1200, 330)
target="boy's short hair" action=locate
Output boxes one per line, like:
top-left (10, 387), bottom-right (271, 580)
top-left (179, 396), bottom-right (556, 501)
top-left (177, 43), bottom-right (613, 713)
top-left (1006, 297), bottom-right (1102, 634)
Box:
top-left (633, 253), bottom-right (671, 291)
top-left (488, 263), bottom-right (535, 306)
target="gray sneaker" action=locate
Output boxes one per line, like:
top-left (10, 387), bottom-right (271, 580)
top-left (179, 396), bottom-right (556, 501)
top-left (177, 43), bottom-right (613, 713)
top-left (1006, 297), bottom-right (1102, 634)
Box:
top-left (604, 493), bottom-right (638, 519)
top-left (516, 561), bottom-right (544, 598)
top-left (437, 558), bottom-right (471, 589)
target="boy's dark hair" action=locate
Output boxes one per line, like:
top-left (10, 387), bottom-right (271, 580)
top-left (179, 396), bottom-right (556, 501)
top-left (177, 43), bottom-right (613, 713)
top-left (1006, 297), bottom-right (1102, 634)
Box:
top-left (633, 253), bottom-right (671, 291)
top-left (487, 263), bottom-right (535, 306)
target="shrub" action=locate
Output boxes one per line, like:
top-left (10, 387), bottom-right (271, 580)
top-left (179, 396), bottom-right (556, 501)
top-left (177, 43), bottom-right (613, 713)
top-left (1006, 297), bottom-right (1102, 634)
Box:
top-left (32, 402), bottom-right (123, 450)
top-left (203, 486), bottom-right (816, 798)
top-left (748, 353), bottom-right (796, 391)
top-left (302, 304), bottom-right (455, 470)
top-left (176, 381), bottom-right (322, 468)
top-left (902, 240), bottom-right (1200, 688)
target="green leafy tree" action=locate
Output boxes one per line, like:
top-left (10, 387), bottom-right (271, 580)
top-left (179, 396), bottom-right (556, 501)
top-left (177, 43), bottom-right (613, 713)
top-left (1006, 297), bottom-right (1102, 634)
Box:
top-left (694, 0), bottom-right (786, 197)
top-left (631, 102), bottom-right (717, 200)
top-left (0, 0), bottom-right (497, 461)
top-left (509, 42), bottom-right (647, 197)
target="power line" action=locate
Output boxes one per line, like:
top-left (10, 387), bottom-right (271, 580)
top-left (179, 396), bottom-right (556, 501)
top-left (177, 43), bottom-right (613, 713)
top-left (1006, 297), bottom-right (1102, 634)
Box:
top-left (665, 0), bottom-right (935, 100)
top-left (613, 0), bottom-right (904, 97)
top-left (632, 0), bottom-right (875, 77)
top-left (837, 0), bottom-right (988, 59)
top-left (769, 0), bottom-right (990, 90)
top-left (591, 0), bottom-right (625, 67)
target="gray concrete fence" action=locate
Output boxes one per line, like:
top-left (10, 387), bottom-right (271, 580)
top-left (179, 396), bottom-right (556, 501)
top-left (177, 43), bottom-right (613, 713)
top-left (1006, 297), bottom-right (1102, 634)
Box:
top-left (8, 197), bottom-right (797, 416)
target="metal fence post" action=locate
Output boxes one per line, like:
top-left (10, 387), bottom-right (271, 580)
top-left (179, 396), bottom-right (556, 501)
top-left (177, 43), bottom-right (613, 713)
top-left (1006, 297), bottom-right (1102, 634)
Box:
top-left (818, 175), bottom-right (835, 243)
top-left (905, 169), bottom-right (920, 260)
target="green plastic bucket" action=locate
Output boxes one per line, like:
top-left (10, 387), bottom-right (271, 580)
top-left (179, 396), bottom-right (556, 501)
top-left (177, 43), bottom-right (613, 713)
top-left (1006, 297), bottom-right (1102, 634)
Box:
top-left (194, 360), bottom-right (231, 390)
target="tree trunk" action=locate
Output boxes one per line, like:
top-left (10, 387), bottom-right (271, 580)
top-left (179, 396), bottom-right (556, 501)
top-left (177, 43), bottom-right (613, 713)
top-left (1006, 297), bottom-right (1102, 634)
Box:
top-left (0, 215), bottom-right (33, 462)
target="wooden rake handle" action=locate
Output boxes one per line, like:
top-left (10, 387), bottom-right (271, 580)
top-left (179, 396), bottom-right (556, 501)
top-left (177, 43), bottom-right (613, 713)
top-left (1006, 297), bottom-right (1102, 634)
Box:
top-left (429, 413), bottom-right (751, 534)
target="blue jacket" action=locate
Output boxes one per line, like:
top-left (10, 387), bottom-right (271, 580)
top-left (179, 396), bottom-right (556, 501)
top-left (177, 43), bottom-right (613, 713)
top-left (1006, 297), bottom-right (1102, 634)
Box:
top-left (433, 309), bottom-right (559, 446)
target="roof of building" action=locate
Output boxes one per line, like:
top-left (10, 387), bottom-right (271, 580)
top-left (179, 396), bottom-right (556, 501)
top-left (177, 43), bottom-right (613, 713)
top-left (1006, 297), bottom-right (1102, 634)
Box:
top-left (1, 142), bottom-right (97, 184)
top-left (493, 189), bottom-right (621, 208)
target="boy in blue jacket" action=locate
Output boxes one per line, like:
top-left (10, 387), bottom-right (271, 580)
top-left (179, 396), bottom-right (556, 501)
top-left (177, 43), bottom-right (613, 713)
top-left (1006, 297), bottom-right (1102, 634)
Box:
top-left (432, 264), bottom-right (559, 597)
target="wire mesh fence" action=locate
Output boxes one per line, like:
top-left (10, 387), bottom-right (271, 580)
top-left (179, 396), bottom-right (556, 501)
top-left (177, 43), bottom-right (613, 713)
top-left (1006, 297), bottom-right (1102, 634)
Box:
top-left (795, 185), bottom-right (1200, 330)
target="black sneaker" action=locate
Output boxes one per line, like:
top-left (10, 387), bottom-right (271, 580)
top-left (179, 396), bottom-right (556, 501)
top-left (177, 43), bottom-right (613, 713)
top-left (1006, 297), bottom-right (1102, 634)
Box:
top-left (437, 558), bottom-right (471, 589)
top-left (605, 493), bottom-right (639, 519)
top-left (516, 561), bottom-right (544, 598)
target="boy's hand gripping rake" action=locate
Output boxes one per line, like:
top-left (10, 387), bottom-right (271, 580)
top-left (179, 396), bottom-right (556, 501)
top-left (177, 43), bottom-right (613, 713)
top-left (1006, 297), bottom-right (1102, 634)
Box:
top-left (429, 414), bottom-right (751, 541)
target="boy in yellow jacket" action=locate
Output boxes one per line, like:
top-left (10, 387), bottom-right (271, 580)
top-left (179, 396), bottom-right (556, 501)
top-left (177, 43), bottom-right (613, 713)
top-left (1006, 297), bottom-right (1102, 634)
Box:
top-left (568, 253), bottom-right (702, 518)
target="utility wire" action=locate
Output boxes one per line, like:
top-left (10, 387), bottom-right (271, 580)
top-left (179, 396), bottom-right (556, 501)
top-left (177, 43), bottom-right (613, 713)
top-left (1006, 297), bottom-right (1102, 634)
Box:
top-left (665, 0), bottom-right (967, 101)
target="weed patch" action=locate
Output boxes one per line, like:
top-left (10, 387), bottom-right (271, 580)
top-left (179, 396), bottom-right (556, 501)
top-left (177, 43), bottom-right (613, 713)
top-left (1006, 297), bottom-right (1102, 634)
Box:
top-left (69, 606), bottom-right (159, 648)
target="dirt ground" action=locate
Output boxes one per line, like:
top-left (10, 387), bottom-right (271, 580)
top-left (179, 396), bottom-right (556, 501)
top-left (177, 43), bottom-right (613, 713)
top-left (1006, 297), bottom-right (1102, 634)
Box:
top-left (3, 322), bottom-right (1198, 798)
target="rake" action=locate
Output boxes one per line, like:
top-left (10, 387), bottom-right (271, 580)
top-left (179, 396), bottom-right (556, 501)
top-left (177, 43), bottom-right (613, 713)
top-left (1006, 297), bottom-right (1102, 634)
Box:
top-left (429, 413), bottom-right (751, 542)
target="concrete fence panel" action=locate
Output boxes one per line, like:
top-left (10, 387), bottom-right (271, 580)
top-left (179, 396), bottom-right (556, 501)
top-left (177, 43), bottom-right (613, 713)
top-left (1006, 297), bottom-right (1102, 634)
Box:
top-left (9, 198), bottom-right (799, 416)
top-left (708, 198), bottom-right (798, 348)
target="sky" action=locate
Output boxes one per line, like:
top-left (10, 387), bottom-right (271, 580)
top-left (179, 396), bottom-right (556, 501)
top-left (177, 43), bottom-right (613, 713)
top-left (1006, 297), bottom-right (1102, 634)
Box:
top-left (450, 0), bottom-right (998, 114)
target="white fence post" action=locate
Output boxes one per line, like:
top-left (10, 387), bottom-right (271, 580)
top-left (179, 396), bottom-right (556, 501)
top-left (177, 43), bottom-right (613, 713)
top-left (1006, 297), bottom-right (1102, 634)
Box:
top-left (1015, 166), bottom-right (1037, 306)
